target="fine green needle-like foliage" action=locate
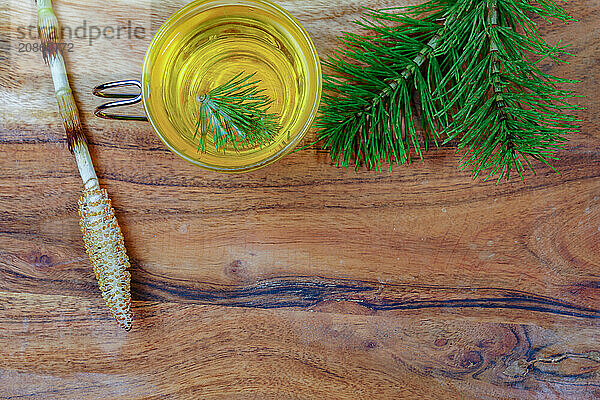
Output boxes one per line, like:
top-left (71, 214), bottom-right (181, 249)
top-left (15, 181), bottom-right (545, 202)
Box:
top-left (316, 0), bottom-right (580, 181)
top-left (437, 0), bottom-right (580, 181)
top-left (194, 72), bottom-right (280, 152)
top-left (317, 1), bottom-right (455, 171)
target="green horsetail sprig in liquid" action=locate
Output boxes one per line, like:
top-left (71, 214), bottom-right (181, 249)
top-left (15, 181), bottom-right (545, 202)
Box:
top-left (194, 72), bottom-right (280, 152)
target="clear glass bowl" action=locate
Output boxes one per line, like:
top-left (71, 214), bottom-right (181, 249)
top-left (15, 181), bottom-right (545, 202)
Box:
top-left (141, 0), bottom-right (322, 173)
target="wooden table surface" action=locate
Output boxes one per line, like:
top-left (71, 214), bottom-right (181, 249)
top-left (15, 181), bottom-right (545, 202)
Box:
top-left (1, 0), bottom-right (599, 399)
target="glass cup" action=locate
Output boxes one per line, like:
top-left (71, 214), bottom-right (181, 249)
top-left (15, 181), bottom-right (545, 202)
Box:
top-left (93, 0), bottom-right (322, 173)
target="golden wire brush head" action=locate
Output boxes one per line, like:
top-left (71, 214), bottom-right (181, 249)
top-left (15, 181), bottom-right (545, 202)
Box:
top-left (78, 187), bottom-right (133, 331)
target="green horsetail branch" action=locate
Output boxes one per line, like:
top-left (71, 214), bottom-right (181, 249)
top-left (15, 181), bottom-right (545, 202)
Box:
top-left (36, 0), bottom-right (133, 330)
top-left (194, 72), bottom-right (280, 152)
top-left (316, 0), bottom-right (580, 182)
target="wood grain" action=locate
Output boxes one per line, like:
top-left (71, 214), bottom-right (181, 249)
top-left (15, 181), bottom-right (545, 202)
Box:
top-left (1, 0), bottom-right (599, 399)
